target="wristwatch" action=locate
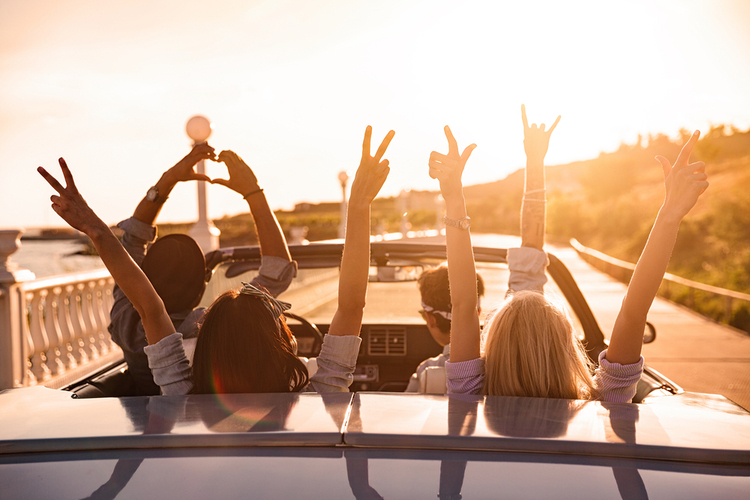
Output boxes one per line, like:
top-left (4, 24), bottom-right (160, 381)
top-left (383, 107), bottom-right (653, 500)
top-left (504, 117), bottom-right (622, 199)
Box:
top-left (443, 215), bottom-right (471, 230)
top-left (146, 185), bottom-right (167, 204)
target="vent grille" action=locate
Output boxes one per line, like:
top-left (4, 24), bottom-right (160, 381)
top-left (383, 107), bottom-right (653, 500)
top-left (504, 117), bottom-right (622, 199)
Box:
top-left (367, 326), bottom-right (407, 356)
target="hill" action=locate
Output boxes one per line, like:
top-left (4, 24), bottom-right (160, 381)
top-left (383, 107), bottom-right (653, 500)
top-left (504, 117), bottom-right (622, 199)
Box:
top-left (163, 125), bottom-right (750, 303)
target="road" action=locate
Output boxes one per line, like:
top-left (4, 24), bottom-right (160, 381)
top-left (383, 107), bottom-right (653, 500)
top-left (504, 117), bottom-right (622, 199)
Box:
top-left (376, 232), bottom-right (750, 410)
top-left (550, 242), bottom-right (750, 411)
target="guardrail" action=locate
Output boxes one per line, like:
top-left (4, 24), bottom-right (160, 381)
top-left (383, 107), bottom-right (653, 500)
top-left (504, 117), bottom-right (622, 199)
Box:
top-left (570, 238), bottom-right (750, 331)
top-left (0, 230), bottom-right (121, 390)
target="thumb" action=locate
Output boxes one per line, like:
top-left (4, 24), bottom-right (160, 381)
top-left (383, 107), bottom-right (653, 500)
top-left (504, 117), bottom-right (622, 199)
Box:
top-left (211, 178), bottom-right (230, 188)
top-left (655, 156), bottom-right (671, 179)
top-left (190, 173), bottom-right (212, 182)
top-left (460, 144), bottom-right (477, 165)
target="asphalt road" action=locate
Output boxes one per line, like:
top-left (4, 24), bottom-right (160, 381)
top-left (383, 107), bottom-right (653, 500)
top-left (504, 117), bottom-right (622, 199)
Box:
top-left (399, 233), bottom-right (750, 410)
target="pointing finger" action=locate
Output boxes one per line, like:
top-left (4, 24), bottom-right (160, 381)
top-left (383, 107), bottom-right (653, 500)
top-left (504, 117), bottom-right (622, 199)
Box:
top-left (373, 130), bottom-right (395, 163)
top-left (675, 130), bottom-right (700, 169)
top-left (362, 126), bottom-right (373, 161)
top-left (58, 158), bottom-right (76, 191)
top-left (521, 104), bottom-right (529, 130)
top-left (38, 166), bottom-right (65, 194)
top-left (548, 115), bottom-right (561, 134)
top-left (445, 126), bottom-right (458, 157)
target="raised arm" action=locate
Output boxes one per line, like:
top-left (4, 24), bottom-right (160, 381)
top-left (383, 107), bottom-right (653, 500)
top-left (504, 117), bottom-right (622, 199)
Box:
top-left (213, 150), bottom-right (292, 262)
top-left (606, 131), bottom-right (708, 365)
top-left (38, 159), bottom-right (175, 345)
top-left (520, 105), bottom-right (560, 250)
top-left (327, 126), bottom-right (395, 337)
top-left (132, 143), bottom-right (215, 226)
top-left (428, 126), bottom-right (478, 363)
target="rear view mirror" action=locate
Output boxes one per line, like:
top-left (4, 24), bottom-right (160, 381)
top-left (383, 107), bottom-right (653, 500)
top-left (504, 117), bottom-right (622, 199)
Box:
top-left (644, 321), bottom-right (657, 344)
top-left (368, 265), bottom-right (424, 282)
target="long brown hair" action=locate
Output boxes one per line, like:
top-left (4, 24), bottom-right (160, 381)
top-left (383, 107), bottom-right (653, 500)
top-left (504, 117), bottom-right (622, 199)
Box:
top-left (192, 289), bottom-right (309, 394)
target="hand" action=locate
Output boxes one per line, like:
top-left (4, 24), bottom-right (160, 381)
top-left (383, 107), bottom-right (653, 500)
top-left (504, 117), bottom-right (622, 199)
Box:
top-left (428, 125), bottom-right (476, 201)
top-left (656, 130), bottom-right (708, 221)
top-left (212, 150), bottom-right (261, 197)
top-left (37, 158), bottom-right (103, 236)
top-left (522, 104), bottom-right (560, 164)
top-left (165, 142), bottom-right (215, 183)
top-left (349, 126), bottom-right (395, 207)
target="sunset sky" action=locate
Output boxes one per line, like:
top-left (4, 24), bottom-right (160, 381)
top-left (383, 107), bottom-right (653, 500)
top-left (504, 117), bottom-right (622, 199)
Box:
top-left (2, 0), bottom-right (749, 229)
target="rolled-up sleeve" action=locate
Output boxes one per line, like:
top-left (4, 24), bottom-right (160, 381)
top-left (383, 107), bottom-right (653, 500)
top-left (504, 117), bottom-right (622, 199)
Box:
top-left (251, 256), bottom-right (298, 298)
top-left (117, 217), bottom-right (157, 267)
top-left (311, 335), bottom-right (362, 393)
top-left (507, 247), bottom-right (549, 293)
top-left (594, 350), bottom-right (644, 403)
top-left (445, 358), bottom-right (485, 395)
top-left (144, 333), bottom-right (194, 395)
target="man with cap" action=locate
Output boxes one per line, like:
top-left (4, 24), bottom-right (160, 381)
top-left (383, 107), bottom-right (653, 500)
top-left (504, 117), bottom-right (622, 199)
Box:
top-left (108, 143), bottom-right (296, 395)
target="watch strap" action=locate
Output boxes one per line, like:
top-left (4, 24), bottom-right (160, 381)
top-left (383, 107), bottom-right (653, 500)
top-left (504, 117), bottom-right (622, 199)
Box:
top-left (443, 215), bottom-right (471, 230)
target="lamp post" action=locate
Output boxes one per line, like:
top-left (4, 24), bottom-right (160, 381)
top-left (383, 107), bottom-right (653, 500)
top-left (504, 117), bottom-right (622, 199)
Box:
top-left (186, 115), bottom-right (220, 253)
top-left (337, 171), bottom-right (349, 239)
top-left (399, 189), bottom-right (410, 238)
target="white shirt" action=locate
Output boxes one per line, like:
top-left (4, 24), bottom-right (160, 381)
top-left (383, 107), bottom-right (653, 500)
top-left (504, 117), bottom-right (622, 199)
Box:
top-left (405, 344), bottom-right (450, 392)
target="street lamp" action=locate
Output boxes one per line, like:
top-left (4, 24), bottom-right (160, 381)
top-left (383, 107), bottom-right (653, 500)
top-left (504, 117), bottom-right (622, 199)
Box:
top-left (337, 171), bottom-right (349, 239)
top-left (186, 115), bottom-right (220, 253)
top-left (399, 189), bottom-right (411, 238)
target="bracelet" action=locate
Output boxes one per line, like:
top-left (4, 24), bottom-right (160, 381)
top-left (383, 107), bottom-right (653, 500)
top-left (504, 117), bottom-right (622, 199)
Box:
top-left (243, 187), bottom-right (264, 199)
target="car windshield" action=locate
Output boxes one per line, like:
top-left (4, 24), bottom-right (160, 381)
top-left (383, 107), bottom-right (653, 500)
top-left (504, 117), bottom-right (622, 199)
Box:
top-left (202, 257), bottom-right (585, 339)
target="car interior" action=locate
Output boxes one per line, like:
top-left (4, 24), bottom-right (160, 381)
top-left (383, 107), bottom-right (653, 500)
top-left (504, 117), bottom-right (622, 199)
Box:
top-left (64, 242), bottom-right (675, 403)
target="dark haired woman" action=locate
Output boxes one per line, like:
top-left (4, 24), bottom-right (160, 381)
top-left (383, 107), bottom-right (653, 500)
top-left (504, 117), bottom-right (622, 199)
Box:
top-left (38, 125), bottom-right (395, 395)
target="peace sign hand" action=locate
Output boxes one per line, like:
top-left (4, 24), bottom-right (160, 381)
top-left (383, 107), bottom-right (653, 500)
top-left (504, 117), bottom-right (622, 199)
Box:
top-left (349, 126), bottom-right (395, 208)
top-left (37, 158), bottom-right (105, 236)
top-left (428, 125), bottom-right (477, 201)
top-left (656, 130), bottom-right (709, 221)
top-left (522, 104), bottom-right (560, 164)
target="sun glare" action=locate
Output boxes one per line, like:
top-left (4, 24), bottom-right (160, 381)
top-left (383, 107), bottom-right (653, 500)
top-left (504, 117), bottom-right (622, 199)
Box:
top-left (0, 0), bottom-right (748, 227)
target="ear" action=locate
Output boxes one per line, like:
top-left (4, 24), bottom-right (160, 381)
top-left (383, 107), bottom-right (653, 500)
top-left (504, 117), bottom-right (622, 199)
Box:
top-left (424, 312), bottom-right (438, 329)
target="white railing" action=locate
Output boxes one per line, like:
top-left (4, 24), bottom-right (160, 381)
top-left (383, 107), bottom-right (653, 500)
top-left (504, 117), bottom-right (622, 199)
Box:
top-left (0, 230), bottom-right (121, 390)
top-left (571, 238), bottom-right (750, 328)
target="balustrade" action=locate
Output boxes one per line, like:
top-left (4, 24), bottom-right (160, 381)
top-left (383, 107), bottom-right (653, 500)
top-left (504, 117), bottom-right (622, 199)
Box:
top-left (0, 229), bottom-right (122, 390)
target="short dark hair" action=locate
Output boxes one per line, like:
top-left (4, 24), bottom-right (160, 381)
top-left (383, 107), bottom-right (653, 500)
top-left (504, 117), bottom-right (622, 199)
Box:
top-left (141, 234), bottom-right (206, 313)
top-left (418, 265), bottom-right (485, 334)
top-left (191, 288), bottom-right (309, 394)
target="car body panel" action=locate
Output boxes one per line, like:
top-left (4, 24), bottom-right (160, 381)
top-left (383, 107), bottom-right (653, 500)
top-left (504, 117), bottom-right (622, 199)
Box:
top-left (2, 388), bottom-right (750, 499)
top-left (0, 387), bottom-right (351, 454)
top-left (345, 393), bottom-right (750, 465)
top-left (2, 388), bottom-right (748, 464)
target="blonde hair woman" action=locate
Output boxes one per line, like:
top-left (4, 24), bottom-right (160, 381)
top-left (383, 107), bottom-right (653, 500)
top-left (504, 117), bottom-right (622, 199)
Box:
top-left (429, 106), bottom-right (708, 402)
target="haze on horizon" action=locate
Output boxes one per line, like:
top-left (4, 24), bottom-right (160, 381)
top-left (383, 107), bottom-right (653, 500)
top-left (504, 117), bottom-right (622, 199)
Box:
top-left (2, 0), bottom-right (749, 229)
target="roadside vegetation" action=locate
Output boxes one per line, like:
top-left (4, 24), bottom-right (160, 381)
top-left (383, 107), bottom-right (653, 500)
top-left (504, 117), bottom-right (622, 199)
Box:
top-left (154, 125), bottom-right (750, 331)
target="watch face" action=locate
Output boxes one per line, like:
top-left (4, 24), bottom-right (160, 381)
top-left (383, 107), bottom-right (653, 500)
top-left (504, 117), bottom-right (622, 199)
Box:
top-left (459, 218), bottom-right (471, 230)
top-left (146, 186), bottom-right (159, 202)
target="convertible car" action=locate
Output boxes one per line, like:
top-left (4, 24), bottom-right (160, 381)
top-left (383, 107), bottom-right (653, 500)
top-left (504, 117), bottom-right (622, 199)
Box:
top-left (2, 238), bottom-right (749, 499)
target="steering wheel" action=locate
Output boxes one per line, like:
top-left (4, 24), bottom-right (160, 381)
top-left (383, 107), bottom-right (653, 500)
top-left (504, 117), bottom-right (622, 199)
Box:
top-left (284, 311), bottom-right (325, 357)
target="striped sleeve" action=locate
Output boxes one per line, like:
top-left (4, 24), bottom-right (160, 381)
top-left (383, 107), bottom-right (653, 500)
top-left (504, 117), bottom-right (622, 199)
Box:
top-left (594, 350), bottom-right (644, 403)
top-left (445, 358), bottom-right (485, 395)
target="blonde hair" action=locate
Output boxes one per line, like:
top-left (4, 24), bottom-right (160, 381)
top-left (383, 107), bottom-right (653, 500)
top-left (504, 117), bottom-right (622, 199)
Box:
top-left (481, 290), bottom-right (598, 400)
